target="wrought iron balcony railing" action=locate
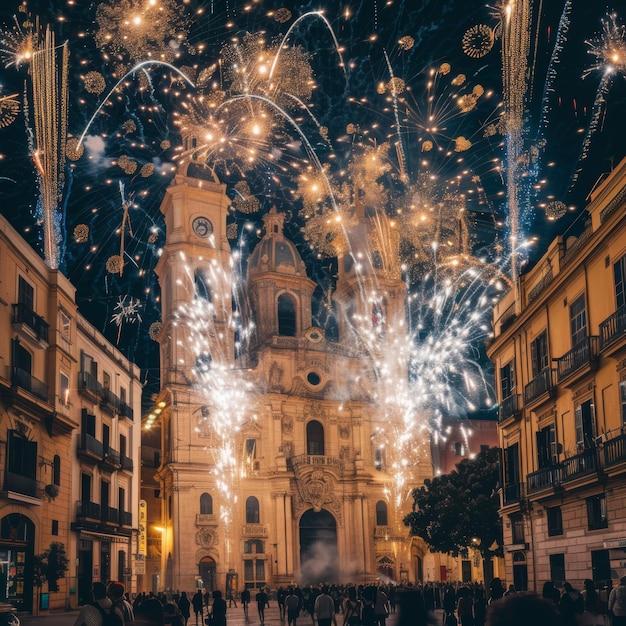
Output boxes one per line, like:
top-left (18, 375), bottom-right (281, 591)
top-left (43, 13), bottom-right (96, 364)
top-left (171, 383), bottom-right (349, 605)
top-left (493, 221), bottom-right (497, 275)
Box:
top-left (11, 367), bottom-right (49, 403)
top-left (11, 302), bottom-right (49, 343)
top-left (555, 336), bottom-right (599, 382)
top-left (524, 368), bottom-right (554, 405)
top-left (599, 306), bottom-right (626, 350)
top-left (498, 394), bottom-right (522, 423)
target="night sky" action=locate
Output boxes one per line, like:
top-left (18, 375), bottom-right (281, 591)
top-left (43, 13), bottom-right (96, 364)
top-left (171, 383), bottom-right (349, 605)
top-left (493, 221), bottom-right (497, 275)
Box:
top-left (1, 0), bottom-right (625, 407)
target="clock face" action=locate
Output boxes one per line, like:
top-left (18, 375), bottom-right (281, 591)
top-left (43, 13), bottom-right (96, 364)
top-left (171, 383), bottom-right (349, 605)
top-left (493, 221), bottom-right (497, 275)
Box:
top-left (192, 216), bottom-right (213, 238)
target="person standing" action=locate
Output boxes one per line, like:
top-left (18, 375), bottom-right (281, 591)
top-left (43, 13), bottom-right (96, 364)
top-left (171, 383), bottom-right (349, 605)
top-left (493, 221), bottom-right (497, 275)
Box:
top-left (241, 588), bottom-right (251, 619)
top-left (178, 591), bottom-right (191, 626)
top-left (192, 590), bottom-right (204, 626)
top-left (343, 587), bottom-right (361, 626)
top-left (278, 587), bottom-right (287, 621)
top-left (374, 587), bottom-right (390, 626)
top-left (314, 586), bottom-right (336, 626)
top-left (286, 587), bottom-right (302, 626)
top-left (609, 576), bottom-right (626, 626)
top-left (559, 582), bottom-right (584, 626)
top-left (256, 587), bottom-right (270, 625)
top-left (107, 581), bottom-right (135, 625)
top-left (211, 590), bottom-right (228, 626)
top-left (73, 581), bottom-right (124, 626)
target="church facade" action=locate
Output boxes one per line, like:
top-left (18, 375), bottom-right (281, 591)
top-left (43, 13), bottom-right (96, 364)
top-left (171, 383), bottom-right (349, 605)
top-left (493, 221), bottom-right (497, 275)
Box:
top-left (152, 162), bottom-right (434, 592)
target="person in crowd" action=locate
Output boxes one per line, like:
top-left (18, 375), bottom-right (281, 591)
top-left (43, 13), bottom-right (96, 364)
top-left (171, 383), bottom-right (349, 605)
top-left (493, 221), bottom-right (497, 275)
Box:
top-left (177, 591), bottom-right (191, 626)
top-left (192, 590), bottom-right (204, 626)
top-left (374, 587), bottom-right (390, 626)
top-left (74, 581), bottom-right (124, 626)
top-left (241, 587), bottom-right (251, 619)
top-left (541, 582), bottom-right (560, 605)
top-left (456, 586), bottom-right (474, 626)
top-left (443, 584), bottom-right (457, 620)
top-left (211, 590), bottom-right (227, 626)
top-left (578, 579), bottom-right (605, 626)
top-left (314, 586), bottom-right (336, 626)
top-left (559, 582), bottom-right (584, 626)
top-left (473, 586), bottom-right (487, 626)
top-left (486, 593), bottom-right (562, 626)
top-left (134, 598), bottom-right (165, 626)
top-left (107, 582), bottom-right (135, 625)
top-left (277, 586), bottom-right (287, 620)
top-left (343, 587), bottom-right (361, 626)
top-left (256, 586), bottom-right (270, 626)
top-left (487, 579), bottom-right (504, 605)
top-left (163, 602), bottom-right (185, 626)
top-left (609, 576), bottom-right (626, 626)
top-left (286, 587), bottom-right (302, 626)
top-left (227, 587), bottom-right (238, 609)
top-left (395, 587), bottom-right (436, 626)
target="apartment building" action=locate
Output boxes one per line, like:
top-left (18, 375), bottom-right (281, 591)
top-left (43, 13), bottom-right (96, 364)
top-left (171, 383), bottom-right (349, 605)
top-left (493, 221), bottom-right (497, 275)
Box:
top-left (488, 157), bottom-right (626, 591)
top-left (0, 213), bottom-right (141, 613)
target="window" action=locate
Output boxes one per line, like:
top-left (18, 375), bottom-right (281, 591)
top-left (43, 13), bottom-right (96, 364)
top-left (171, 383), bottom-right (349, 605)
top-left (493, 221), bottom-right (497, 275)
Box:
top-left (81, 473), bottom-right (92, 502)
top-left (103, 371), bottom-right (111, 390)
top-left (52, 520), bottom-right (59, 536)
top-left (245, 496), bottom-right (260, 524)
top-left (306, 420), bottom-right (325, 455)
top-left (547, 506), bottom-right (563, 536)
top-left (591, 549), bottom-right (611, 584)
top-left (244, 558), bottom-right (266, 589)
top-left (375, 501), bottom-right (388, 526)
top-left (536, 425), bottom-right (556, 469)
top-left (7, 430), bottom-right (37, 483)
top-left (12, 339), bottom-right (32, 376)
top-left (80, 351), bottom-right (98, 377)
top-left (277, 294), bottom-right (297, 336)
top-left (18, 276), bottom-right (34, 310)
top-left (119, 487), bottom-right (126, 514)
top-left (200, 493), bottom-right (213, 515)
top-left (374, 447), bottom-right (386, 471)
top-left (530, 331), bottom-right (549, 377)
top-left (614, 254), bottom-right (626, 310)
top-left (59, 309), bottom-right (71, 341)
top-left (52, 455), bottom-right (61, 486)
top-left (244, 439), bottom-right (257, 469)
top-left (575, 399), bottom-right (596, 450)
top-left (81, 409), bottom-right (96, 437)
top-left (454, 442), bottom-right (465, 456)
top-left (59, 372), bottom-right (70, 405)
top-left (569, 294), bottom-right (587, 347)
top-left (621, 381), bottom-right (626, 426)
top-left (102, 424), bottom-right (110, 451)
top-left (503, 444), bottom-right (520, 490)
top-left (244, 540), bottom-right (264, 554)
top-left (550, 554), bottom-right (566, 587)
top-left (510, 514), bottom-right (525, 544)
top-left (119, 435), bottom-right (127, 460)
top-left (500, 360), bottom-right (516, 399)
top-left (120, 387), bottom-right (127, 404)
top-left (194, 269), bottom-right (212, 302)
top-left (587, 494), bottom-right (608, 530)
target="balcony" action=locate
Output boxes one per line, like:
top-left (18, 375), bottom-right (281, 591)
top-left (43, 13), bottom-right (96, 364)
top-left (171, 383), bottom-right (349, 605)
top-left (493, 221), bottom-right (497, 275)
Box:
top-left (102, 506), bottom-right (119, 525)
top-left (11, 302), bottom-right (49, 347)
top-left (120, 511), bottom-right (132, 527)
top-left (600, 307), bottom-right (626, 352)
top-left (196, 514), bottom-right (218, 526)
top-left (524, 368), bottom-right (554, 406)
top-left (602, 432), bottom-right (626, 468)
top-left (527, 466), bottom-right (560, 494)
top-left (498, 394), bottom-right (522, 423)
top-left (100, 447), bottom-right (121, 472)
top-left (242, 523), bottom-right (268, 537)
top-left (76, 500), bottom-right (101, 521)
top-left (78, 371), bottom-right (102, 399)
top-left (3, 471), bottom-right (41, 499)
top-left (120, 455), bottom-right (133, 472)
top-left (11, 367), bottom-right (49, 403)
top-left (561, 448), bottom-right (597, 483)
top-left (99, 388), bottom-right (121, 414)
top-left (555, 336), bottom-right (599, 384)
top-left (119, 401), bottom-right (134, 421)
top-left (503, 482), bottom-right (523, 505)
top-left (77, 433), bottom-right (104, 463)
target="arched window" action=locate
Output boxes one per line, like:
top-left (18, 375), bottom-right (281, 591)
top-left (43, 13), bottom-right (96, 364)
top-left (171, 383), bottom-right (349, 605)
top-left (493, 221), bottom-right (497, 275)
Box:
top-left (244, 539), bottom-right (264, 554)
top-left (307, 420), bottom-right (325, 455)
top-left (374, 447), bottom-right (386, 471)
top-left (53, 455), bottom-right (61, 486)
top-left (277, 293), bottom-right (297, 336)
top-left (246, 496), bottom-right (260, 524)
top-left (376, 501), bottom-right (388, 526)
top-left (200, 493), bottom-right (213, 515)
top-left (194, 269), bottom-right (212, 302)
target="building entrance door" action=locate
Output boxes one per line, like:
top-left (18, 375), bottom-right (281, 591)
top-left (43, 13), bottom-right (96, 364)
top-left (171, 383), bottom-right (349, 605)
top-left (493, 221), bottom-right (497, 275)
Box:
top-left (299, 509), bottom-right (337, 584)
top-left (199, 556), bottom-right (216, 592)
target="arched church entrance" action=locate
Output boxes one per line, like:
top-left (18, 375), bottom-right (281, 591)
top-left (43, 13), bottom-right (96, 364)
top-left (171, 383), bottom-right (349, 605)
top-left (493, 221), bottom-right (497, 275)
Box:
top-left (199, 556), bottom-right (216, 592)
top-left (299, 509), bottom-right (338, 584)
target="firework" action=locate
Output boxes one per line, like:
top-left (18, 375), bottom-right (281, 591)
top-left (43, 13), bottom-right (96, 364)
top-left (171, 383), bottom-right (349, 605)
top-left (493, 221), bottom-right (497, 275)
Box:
top-left (544, 200), bottom-right (567, 221)
top-left (106, 254), bottom-right (124, 274)
top-left (66, 137), bottom-right (84, 161)
top-left (148, 320), bottom-right (162, 340)
top-left (94, 0), bottom-right (192, 64)
top-left (398, 35), bottom-right (415, 51)
top-left (110, 295), bottom-right (143, 343)
top-left (274, 8), bottom-right (292, 24)
top-left (73, 224), bottom-right (89, 243)
top-left (122, 119), bottom-right (137, 135)
top-left (462, 24), bottom-right (495, 59)
top-left (83, 71), bottom-right (106, 94)
top-left (0, 93), bottom-right (19, 127)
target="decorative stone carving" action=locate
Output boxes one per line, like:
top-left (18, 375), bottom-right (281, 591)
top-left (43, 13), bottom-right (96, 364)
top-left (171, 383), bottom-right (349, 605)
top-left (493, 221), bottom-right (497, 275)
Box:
top-left (282, 414), bottom-right (293, 435)
top-left (269, 361), bottom-right (284, 391)
top-left (196, 527), bottom-right (218, 549)
top-left (338, 423), bottom-right (350, 439)
top-left (293, 468), bottom-right (342, 524)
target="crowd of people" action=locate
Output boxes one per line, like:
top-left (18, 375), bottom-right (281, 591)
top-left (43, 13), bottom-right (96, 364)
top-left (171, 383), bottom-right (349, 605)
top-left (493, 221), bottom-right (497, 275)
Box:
top-left (72, 576), bottom-right (626, 626)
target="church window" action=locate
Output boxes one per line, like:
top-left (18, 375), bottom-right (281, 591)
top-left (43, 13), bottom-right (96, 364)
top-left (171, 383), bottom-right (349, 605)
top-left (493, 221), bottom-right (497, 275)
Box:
top-left (277, 294), bottom-right (297, 336)
top-left (375, 501), bottom-right (388, 526)
top-left (194, 269), bottom-right (212, 302)
top-left (200, 493), bottom-right (213, 515)
top-left (246, 496), bottom-right (260, 524)
top-left (306, 420), bottom-right (324, 455)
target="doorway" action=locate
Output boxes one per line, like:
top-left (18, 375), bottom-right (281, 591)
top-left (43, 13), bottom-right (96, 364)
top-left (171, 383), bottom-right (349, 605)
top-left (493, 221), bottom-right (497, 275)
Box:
top-left (199, 556), bottom-right (216, 592)
top-left (299, 509), bottom-right (338, 584)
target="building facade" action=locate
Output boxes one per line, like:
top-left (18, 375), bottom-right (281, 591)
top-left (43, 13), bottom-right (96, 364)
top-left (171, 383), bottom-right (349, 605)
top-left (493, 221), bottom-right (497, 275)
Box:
top-left (0, 213), bottom-right (141, 612)
top-left (488, 157), bottom-right (626, 592)
top-left (152, 161), bottom-right (436, 592)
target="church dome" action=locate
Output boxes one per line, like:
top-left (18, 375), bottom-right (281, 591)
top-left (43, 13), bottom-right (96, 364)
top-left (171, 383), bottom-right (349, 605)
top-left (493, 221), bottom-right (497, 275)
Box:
top-left (248, 207), bottom-right (306, 277)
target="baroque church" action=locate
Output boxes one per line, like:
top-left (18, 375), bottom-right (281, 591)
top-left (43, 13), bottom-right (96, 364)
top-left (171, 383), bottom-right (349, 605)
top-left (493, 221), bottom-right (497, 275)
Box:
top-left (151, 159), bottom-right (434, 592)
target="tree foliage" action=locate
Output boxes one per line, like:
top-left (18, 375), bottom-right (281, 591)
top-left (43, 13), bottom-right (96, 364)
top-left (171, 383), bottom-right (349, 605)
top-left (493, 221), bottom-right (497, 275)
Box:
top-left (403, 446), bottom-right (503, 557)
top-left (34, 542), bottom-right (69, 592)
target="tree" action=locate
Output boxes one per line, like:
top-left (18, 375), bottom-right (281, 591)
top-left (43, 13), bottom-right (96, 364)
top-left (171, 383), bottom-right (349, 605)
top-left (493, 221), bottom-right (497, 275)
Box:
top-left (403, 446), bottom-right (503, 558)
top-left (34, 542), bottom-right (69, 592)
